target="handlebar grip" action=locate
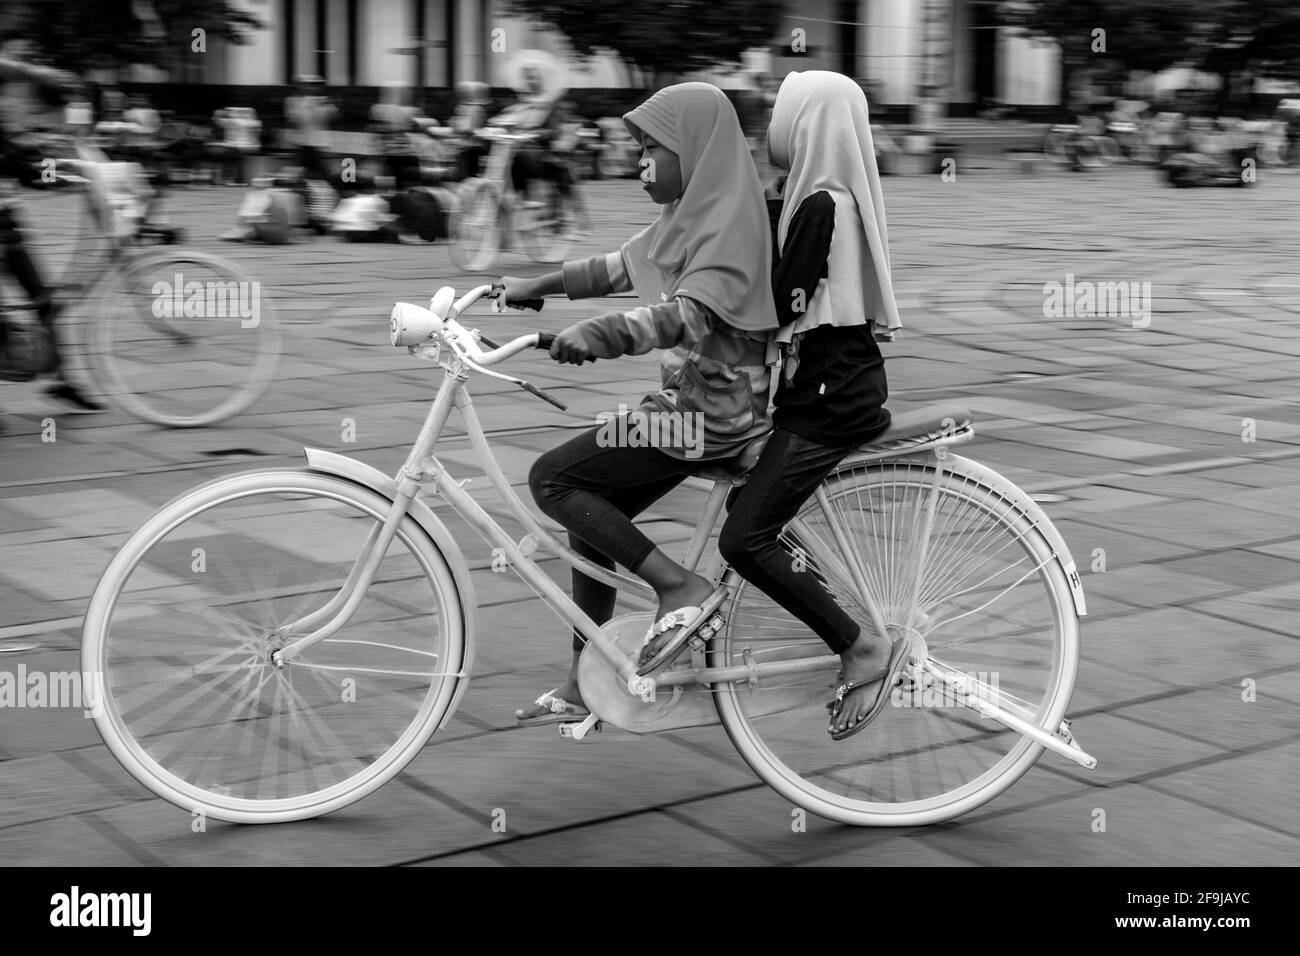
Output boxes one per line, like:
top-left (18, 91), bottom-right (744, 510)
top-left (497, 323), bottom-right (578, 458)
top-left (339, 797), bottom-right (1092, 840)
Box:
top-left (535, 332), bottom-right (596, 363)
top-left (512, 298), bottom-right (545, 312)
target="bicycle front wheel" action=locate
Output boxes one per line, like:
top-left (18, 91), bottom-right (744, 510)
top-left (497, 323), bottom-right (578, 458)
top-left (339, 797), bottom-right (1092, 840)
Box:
top-left (516, 179), bottom-right (572, 264)
top-left (81, 469), bottom-right (468, 823)
top-left (448, 178), bottom-right (502, 273)
top-left (715, 460), bottom-right (1079, 826)
top-left (90, 249), bottom-right (282, 427)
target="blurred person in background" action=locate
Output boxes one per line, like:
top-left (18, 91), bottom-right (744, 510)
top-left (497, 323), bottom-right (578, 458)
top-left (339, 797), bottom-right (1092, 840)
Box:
top-left (370, 82), bottom-right (421, 190)
top-left (64, 90), bottom-right (92, 136)
top-left (492, 53), bottom-right (575, 218)
top-left (448, 80), bottom-right (490, 180)
top-left (123, 94), bottom-right (160, 149)
top-left (214, 105), bottom-right (261, 186)
top-left (284, 74), bottom-right (335, 182)
top-left (284, 74), bottom-right (338, 230)
top-left (0, 51), bottom-right (103, 411)
top-left (738, 70), bottom-right (777, 172)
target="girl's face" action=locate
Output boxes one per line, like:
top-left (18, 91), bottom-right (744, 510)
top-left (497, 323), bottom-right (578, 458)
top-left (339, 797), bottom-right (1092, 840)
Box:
top-left (638, 134), bottom-right (682, 204)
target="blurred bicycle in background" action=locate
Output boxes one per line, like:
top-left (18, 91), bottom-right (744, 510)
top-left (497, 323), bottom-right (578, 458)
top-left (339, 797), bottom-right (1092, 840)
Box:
top-left (448, 124), bottom-right (576, 272)
top-left (1, 137), bottom-right (280, 426)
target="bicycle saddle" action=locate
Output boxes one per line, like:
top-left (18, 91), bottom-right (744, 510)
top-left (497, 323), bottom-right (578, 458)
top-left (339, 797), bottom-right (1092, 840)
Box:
top-left (694, 432), bottom-right (771, 483)
top-left (860, 403), bottom-right (973, 450)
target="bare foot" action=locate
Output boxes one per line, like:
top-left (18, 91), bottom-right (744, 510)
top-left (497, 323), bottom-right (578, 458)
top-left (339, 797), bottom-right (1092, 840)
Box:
top-left (636, 573), bottom-right (716, 666)
top-left (827, 630), bottom-right (895, 735)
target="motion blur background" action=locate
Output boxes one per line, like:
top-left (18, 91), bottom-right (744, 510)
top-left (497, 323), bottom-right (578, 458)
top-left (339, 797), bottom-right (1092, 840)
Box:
top-left (1, 1), bottom-right (1298, 867)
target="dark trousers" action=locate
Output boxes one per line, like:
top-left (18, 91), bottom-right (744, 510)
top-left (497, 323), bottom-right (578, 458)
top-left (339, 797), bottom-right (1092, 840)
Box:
top-left (0, 201), bottom-right (60, 374)
top-left (529, 420), bottom-right (730, 652)
top-left (511, 147), bottom-right (572, 199)
top-left (719, 428), bottom-right (863, 654)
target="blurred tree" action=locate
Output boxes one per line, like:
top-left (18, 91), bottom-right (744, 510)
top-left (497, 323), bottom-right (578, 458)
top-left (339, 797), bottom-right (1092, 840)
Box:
top-left (506, 0), bottom-right (785, 85)
top-left (3, 0), bottom-right (262, 74)
top-left (1198, 0), bottom-right (1300, 105)
top-left (1000, 0), bottom-right (1300, 112)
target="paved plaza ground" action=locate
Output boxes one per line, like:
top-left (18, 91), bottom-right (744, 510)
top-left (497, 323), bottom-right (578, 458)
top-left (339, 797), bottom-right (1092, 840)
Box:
top-left (1, 158), bottom-right (1298, 865)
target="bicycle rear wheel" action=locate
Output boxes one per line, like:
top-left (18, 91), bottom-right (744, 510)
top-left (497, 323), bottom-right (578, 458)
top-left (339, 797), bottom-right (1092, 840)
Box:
top-left (448, 178), bottom-right (502, 273)
top-left (90, 249), bottom-right (281, 427)
top-left (516, 179), bottom-right (572, 264)
top-left (81, 469), bottom-right (468, 823)
top-left (714, 459), bottom-right (1078, 826)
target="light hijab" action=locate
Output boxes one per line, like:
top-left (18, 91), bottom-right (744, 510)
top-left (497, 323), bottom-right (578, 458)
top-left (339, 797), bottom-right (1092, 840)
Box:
top-left (767, 70), bottom-right (902, 341)
top-left (621, 82), bottom-right (778, 334)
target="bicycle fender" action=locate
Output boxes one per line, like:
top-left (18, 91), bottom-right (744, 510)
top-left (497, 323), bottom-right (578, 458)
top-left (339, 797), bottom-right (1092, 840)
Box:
top-left (303, 447), bottom-right (478, 726)
top-left (945, 453), bottom-right (1087, 617)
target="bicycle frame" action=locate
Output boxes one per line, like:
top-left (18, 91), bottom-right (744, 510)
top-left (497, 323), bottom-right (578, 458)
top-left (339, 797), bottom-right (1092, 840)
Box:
top-left (270, 286), bottom-right (1096, 768)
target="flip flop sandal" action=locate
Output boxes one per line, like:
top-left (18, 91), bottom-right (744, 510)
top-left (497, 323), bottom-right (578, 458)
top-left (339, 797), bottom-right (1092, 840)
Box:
top-left (514, 689), bottom-right (591, 728)
top-left (826, 638), bottom-right (913, 741)
top-left (634, 593), bottom-right (729, 677)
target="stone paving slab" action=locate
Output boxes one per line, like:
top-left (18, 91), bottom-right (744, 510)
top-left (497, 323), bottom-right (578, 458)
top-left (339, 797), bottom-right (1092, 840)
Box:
top-left (3, 167), bottom-right (1299, 866)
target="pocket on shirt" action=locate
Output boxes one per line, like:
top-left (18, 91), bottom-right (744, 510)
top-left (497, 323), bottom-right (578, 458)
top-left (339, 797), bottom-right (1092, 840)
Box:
top-left (677, 361), bottom-right (755, 437)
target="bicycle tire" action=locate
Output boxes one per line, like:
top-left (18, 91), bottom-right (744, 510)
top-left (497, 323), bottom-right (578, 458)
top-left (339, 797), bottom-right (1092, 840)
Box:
top-left (81, 469), bottom-right (468, 824)
top-left (516, 179), bottom-right (572, 264)
top-left (89, 249), bottom-right (281, 427)
top-left (714, 459), bottom-right (1079, 826)
top-left (448, 178), bottom-right (502, 273)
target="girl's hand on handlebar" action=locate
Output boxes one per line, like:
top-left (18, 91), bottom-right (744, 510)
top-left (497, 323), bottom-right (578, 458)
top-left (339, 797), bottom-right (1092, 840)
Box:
top-left (550, 325), bottom-right (593, 365)
top-left (499, 275), bottom-right (538, 306)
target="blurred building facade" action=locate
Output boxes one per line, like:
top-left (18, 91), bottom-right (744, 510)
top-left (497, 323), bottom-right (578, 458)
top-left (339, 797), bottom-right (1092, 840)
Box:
top-left (157, 0), bottom-right (1059, 110)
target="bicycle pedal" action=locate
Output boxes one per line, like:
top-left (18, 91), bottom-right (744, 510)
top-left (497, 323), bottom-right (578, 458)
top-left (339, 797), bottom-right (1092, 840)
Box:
top-left (689, 614), bottom-right (726, 651)
top-left (558, 715), bottom-right (602, 740)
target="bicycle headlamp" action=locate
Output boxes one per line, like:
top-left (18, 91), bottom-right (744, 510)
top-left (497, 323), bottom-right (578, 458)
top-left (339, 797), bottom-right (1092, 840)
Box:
top-left (390, 302), bottom-right (442, 346)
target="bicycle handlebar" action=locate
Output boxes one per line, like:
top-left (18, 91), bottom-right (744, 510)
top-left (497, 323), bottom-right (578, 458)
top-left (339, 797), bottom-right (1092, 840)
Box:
top-left (390, 283), bottom-right (572, 410)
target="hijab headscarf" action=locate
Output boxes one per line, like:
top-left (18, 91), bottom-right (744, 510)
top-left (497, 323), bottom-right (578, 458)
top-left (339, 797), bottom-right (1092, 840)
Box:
top-left (621, 82), bottom-right (777, 334)
top-left (767, 70), bottom-right (902, 340)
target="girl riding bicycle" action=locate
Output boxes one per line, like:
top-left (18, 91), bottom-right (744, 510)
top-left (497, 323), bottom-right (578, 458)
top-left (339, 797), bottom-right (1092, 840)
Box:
top-left (713, 70), bottom-right (907, 740)
top-left (502, 81), bottom-right (779, 726)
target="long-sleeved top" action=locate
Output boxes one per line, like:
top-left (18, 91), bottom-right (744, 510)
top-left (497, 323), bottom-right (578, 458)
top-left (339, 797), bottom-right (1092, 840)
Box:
top-left (561, 250), bottom-right (772, 462)
top-left (767, 191), bottom-right (891, 446)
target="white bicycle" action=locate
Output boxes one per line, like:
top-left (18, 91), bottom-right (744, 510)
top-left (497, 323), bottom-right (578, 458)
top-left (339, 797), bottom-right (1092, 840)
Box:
top-left (82, 283), bottom-right (1096, 826)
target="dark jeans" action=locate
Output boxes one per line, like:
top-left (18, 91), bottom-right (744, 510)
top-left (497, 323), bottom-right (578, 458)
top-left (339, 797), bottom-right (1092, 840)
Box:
top-left (0, 201), bottom-right (60, 374)
top-left (529, 420), bottom-right (730, 652)
top-left (719, 428), bottom-right (864, 654)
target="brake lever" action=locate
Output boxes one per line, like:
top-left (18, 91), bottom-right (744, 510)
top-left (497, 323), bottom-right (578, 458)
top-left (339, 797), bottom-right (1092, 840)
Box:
top-left (452, 344), bottom-right (569, 412)
top-left (519, 381), bottom-right (568, 411)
